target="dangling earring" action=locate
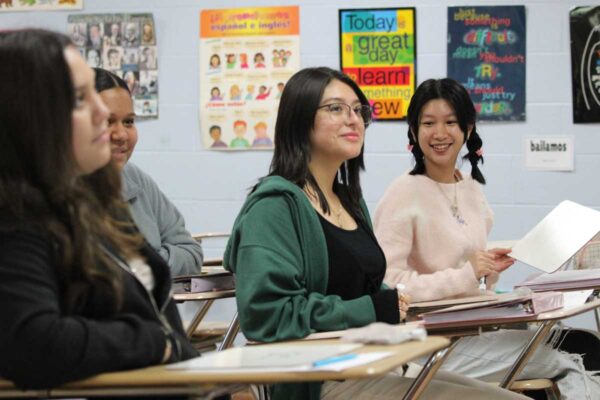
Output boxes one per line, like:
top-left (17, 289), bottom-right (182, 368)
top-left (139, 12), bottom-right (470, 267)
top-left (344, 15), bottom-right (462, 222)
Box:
top-left (344, 161), bottom-right (349, 186)
top-left (337, 168), bottom-right (343, 184)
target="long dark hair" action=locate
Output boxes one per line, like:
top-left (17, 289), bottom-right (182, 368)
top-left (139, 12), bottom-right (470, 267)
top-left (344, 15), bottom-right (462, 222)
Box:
top-left (406, 78), bottom-right (485, 184)
top-left (93, 67), bottom-right (130, 94)
top-left (267, 67), bottom-right (370, 220)
top-left (0, 29), bottom-right (142, 313)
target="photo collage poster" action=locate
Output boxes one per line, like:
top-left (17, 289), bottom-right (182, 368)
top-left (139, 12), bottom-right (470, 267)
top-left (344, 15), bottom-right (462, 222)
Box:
top-left (339, 8), bottom-right (416, 121)
top-left (0, 0), bottom-right (82, 12)
top-left (447, 6), bottom-right (526, 121)
top-left (67, 13), bottom-right (159, 119)
top-left (570, 6), bottom-right (600, 123)
top-left (200, 6), bottom-right (300, 150)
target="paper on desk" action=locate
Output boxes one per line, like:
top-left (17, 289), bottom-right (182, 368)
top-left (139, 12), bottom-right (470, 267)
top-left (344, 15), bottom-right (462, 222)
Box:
top-left (167, 343), bottom-right (362, 371)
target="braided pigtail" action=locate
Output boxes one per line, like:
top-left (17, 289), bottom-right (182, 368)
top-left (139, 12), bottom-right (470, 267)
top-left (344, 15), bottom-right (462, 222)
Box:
top-left (407, 128), bottom-right (426, 175)
top-left (462, 128), bottom-right (486, 184)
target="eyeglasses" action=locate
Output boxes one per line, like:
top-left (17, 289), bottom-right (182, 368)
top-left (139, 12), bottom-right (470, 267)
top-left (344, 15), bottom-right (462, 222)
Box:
top-left (317, 103), bottom-right (373, 127)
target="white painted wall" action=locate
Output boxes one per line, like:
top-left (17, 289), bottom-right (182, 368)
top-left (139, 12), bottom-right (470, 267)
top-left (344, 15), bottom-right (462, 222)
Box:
top-left (2, 0), bottom-right (598, 329)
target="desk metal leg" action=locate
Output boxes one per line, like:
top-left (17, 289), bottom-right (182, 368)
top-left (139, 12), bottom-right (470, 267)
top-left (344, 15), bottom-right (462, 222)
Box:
top-left (185, 299), bottom-right (214, 338)
top-left (499, 321), bottom-right (556, 389)
top-left (218, 311), bottom-right (240, 351)
top-left (402, 340), bottom-right (458, 400)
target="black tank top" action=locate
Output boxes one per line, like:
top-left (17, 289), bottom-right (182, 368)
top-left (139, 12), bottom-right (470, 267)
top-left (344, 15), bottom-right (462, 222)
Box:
top-left (317, 213), bottom-right (386, 299)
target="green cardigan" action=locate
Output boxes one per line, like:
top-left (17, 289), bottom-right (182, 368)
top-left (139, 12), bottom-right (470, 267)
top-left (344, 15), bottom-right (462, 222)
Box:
top-left (224, 176), bottom-right (380, 400)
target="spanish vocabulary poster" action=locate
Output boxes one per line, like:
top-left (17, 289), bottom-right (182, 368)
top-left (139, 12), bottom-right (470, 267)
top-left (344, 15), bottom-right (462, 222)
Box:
top-left (200, 6), bottom-right (300, 150)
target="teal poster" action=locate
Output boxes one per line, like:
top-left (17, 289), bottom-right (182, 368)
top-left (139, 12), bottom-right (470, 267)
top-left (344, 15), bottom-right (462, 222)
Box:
top-left (447, 6), bottom-right (526, 121)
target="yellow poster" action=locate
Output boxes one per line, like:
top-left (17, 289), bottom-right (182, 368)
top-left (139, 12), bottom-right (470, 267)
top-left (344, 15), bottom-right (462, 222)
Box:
top-left (340, 8), bottom-right (416, 120)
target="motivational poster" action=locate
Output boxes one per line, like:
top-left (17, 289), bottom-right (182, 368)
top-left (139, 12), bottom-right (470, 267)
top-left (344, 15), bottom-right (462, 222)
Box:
top-left (339, 8), bottom-right (416, 121)
top-left (448, 6), bottom-right (526, 121)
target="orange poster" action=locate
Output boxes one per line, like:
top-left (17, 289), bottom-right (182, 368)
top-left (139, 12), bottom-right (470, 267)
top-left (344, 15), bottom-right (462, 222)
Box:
top-left (200, 6), bottom-right (300, 150)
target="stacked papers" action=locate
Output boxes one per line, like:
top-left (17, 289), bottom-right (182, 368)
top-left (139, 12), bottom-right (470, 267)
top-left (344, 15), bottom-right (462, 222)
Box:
top-left (515, 269), bottom-right (600, 292)
top-left (421, 291), bottom-right (564, 328)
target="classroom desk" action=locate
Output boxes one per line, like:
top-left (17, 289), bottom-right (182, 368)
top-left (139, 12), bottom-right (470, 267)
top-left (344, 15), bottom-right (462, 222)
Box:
top-left (173, 288), bottom-right (238, 348)
top-left (403, 297), bottom-right (600, 397)
top-left (0, 336), bottom-right (450, 399)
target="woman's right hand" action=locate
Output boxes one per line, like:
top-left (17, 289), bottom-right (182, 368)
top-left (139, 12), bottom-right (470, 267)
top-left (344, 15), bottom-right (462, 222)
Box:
top-left (468, 250), bottom-right (496, 279)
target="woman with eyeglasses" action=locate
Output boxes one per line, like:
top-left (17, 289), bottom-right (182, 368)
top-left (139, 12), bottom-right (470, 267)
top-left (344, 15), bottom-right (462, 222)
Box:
top-left (223, 67), bottom-right (528, 400)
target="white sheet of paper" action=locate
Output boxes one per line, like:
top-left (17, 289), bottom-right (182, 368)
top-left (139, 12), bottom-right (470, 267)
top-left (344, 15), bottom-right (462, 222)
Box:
top-left (509, 201), bottom-right (600, 272)
top-left (167, 343), bottom-right (362, 371)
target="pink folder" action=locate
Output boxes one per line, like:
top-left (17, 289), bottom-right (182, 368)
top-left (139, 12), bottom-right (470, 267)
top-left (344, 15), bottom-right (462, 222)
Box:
top-left (515, 269), bottom-right (600, 292)
top-left (421, 291), bottom-right (564, 329)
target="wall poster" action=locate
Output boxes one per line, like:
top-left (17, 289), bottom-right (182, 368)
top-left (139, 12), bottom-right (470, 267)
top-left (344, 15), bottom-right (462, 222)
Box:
top-left (339, 8), bottom-right (416, 121)
top-left (67, 13), bottom-right (159, 119)
top-left (570, 6), bottom-right (600, 123)
top-left (447, 6), bottom-right (526, 121)
top-left (200, 6), bottom-right (300, 150)
top-left (0, 0), bottom-right (82, 12)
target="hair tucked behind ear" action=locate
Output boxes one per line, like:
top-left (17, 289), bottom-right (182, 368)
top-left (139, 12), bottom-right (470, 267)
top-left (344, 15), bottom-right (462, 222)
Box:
top-left (406, 78), bottom-right (485, 184)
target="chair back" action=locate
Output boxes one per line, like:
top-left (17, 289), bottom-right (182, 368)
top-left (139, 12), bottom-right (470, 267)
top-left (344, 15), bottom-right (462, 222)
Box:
top-left (193, 232), bottom-right (230, 266)
top-left (576, 233), bottom-right (600, 270)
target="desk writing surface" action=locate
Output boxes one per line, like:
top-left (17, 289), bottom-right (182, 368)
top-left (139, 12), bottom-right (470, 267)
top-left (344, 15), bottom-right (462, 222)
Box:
top-left (173, 288), bottom-right (235, 302)
top-left (0, 337), bottom-right (450, 390)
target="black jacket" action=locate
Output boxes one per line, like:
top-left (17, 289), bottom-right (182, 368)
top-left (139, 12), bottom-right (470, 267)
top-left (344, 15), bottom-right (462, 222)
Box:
top-left (0, 219), bottom-right (197, 389)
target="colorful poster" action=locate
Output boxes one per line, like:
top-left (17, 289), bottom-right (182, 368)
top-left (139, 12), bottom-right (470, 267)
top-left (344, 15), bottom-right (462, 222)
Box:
top-left (570, 6), bottom-right (600, 123)
top-left (0, 0), bottom-right (82, 12)
top-left (67, 13), bottom-right (159, 119)
top-left (447, 6), bottom-right (526, 121)
top-left (200, 6), bottom-right (300, 151)
top-left (339, 8), bottom-right (416, 121)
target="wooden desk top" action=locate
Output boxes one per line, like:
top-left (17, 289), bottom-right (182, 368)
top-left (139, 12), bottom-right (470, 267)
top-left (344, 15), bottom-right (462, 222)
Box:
top-left (0, 336), bottom-right (449, 393)
top-left (173, 288), bottom-right (236, 302)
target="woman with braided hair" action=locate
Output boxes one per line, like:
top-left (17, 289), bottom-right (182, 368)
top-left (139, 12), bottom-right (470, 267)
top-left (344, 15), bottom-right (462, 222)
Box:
top-left (374, 78), bottom-right (600, 399)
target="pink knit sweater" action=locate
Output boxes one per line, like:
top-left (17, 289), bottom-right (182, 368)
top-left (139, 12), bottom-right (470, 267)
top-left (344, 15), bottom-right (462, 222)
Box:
top-left (374, 172), bottom-right (494, 302)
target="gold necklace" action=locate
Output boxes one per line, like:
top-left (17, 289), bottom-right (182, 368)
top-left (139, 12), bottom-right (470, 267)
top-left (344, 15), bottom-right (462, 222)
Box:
top-left (303, 186), bottom-right (345, 228)
top-left (332, 202), bottom-right (344, 227)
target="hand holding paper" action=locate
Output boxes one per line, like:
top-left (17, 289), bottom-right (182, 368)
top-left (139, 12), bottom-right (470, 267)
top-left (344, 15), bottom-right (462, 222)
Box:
top-left (488, 248), bottom-right (515, 273)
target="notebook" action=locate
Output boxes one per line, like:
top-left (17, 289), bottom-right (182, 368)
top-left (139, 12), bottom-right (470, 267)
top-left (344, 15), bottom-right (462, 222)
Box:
top-left (515, 269), bottom-right (600, 292)
top-left (421, 291), bottom-right (564, 329)
top-left (509, 200), bottom-right (600, 273)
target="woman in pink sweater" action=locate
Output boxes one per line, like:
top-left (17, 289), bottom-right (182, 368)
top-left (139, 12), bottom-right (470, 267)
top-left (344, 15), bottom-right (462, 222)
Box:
top-left (374, 78), bottom-right (513, 302)
top-left (374, 78), bottom-right (599, 399)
